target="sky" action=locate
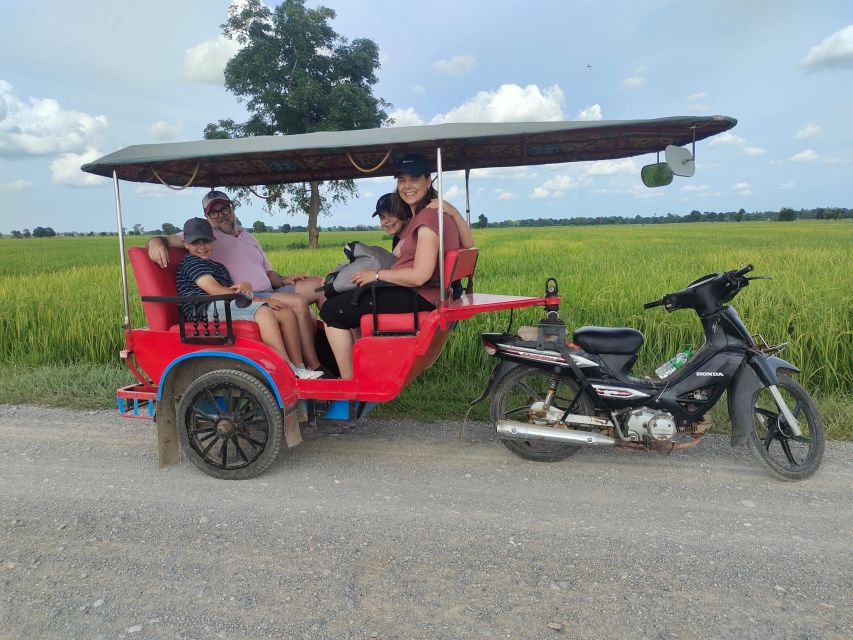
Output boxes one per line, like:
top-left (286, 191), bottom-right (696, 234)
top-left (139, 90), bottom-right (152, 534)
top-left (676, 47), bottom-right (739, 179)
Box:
top-left (0, 0), bottom-right (851, 234)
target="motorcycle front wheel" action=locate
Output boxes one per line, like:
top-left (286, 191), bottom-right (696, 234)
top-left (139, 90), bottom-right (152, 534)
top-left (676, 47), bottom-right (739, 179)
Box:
top-left (490, 365), bottom-right (595, 462)
top-left (747, 374), bottom-right (825, 481)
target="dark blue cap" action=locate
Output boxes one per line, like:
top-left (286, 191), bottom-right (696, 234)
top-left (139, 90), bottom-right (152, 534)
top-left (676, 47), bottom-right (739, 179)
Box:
top-left (393, 153), bottom-right (432, 178)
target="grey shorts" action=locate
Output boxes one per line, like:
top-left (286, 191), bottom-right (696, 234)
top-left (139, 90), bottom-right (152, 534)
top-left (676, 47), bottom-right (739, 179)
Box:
top-left (254, 285), bottom-right (295, 296)
top-left (207, 299), bottom-right (268, 321)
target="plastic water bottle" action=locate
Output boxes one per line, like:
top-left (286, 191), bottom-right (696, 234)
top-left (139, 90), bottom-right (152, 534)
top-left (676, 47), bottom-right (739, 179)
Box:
top-left (655, 350), bottom-right (692, 379)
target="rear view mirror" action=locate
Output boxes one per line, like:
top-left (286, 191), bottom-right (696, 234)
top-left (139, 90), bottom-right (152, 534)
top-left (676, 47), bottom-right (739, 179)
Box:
top-left (665, 144), bottom-right (695, 177)
top-left (641, 162), bottom-right (673, 187)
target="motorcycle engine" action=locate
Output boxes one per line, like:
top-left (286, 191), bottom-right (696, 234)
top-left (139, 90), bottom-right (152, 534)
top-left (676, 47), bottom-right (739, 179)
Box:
top-left (625, 408), bottom-right (677, 441)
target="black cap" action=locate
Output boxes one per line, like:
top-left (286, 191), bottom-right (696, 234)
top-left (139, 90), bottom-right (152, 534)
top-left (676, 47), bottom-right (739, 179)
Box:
top-left (393, 153), bottom-right (431, 178)
top-left (371, 193), bottom-right (396, 217)
top-left (183, 217), bottom-right (215, 243)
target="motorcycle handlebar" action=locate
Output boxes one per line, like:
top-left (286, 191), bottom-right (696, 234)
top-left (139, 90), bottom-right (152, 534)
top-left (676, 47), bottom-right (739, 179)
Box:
top-left (733, 264), bottom-right (754, 278)
top-left (643, 299), bottom-right (664, 309)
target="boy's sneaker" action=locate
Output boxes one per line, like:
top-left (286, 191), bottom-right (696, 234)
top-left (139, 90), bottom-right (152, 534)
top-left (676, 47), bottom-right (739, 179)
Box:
top-left (294, 366), bottom-right (323, 380)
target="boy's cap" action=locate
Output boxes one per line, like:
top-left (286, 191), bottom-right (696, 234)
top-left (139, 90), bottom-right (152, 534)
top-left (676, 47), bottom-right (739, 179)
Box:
top-left (393, 153), bottom-right (431, 178)
top-left (371, 193), bottom-right (395, 217)
top-left (202, 190), bottom-right (231, 214)
top-left (183, 217), bottom-right (215, 243)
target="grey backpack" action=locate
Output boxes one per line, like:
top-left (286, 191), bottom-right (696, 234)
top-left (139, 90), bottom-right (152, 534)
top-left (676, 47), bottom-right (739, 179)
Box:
top-left (320, 241), bottom-right (397, 297)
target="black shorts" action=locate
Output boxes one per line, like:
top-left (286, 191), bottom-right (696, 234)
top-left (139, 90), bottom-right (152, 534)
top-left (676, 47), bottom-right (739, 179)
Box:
top-left (319, 285), bottom-right (435, 330)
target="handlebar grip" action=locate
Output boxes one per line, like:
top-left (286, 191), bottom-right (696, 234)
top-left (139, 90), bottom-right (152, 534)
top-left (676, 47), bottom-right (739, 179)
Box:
top-left (734, 264), bottom-right (754, 277)
top-left (643, 299), bottom-right (664, 309)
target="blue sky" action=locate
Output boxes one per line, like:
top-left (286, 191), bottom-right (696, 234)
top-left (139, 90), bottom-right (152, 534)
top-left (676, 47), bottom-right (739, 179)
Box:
top-left (1, 0), bottom-right (851, 234)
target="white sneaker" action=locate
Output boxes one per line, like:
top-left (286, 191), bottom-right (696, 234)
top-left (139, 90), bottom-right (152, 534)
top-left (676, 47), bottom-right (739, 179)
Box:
top-left (294, 366), bottom-right (323, 380)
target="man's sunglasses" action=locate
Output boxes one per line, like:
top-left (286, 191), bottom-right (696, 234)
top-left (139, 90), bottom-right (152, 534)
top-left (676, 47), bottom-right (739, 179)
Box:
top-left (207, 205), bottom-right (232, 218)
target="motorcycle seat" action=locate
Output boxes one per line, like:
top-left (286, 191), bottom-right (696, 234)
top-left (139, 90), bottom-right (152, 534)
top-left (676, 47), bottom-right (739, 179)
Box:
top-left (572, 326), bottom-right (644, 355)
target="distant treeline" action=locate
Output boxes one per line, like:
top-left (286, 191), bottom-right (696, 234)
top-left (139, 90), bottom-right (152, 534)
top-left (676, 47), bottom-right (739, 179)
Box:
top-left (481, 206), bottom-right (852, 228)
top-left (3, 207), bottom-right (850, 238)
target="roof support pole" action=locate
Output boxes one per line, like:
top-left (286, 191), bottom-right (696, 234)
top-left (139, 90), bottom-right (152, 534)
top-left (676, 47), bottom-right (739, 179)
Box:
top-left (465, 168), bottom-right (471, 226)
top-left (113, 170), bottom-right (131, 329)
top-left (436, 147), bottom-right (445, 304)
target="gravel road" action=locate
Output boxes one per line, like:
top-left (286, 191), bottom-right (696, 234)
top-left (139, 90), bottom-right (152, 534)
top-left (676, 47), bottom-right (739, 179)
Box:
top-left (1, 404), bottom-right (851, 640)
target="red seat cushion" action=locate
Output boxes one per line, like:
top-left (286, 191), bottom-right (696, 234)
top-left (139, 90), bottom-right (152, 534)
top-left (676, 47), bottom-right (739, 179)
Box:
top-left (128, 246), bottom-right (188, 331)
top-left (360, 312), bottom-right (432, 337)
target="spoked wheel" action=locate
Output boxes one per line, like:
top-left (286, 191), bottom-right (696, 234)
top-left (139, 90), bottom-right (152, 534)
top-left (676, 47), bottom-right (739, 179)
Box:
top-left (176, 369), bottom-right (283, 480)
top-left (490, 365), bottom-right (595, 462)
top-left (746, 374), bottom-right (825, 481)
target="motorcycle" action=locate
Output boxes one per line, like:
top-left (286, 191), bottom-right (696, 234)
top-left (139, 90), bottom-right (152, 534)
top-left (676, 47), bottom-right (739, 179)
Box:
top-left (473, 265), bottom-right (825, 481)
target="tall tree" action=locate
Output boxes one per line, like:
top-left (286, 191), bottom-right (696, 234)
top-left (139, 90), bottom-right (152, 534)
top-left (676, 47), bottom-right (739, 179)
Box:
top-left (206, 0), bottom-right (388, 248)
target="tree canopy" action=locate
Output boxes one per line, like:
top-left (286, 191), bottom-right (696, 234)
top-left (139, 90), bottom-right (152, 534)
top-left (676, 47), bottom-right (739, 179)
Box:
top-left (205, 0), bottom-right (388, 248)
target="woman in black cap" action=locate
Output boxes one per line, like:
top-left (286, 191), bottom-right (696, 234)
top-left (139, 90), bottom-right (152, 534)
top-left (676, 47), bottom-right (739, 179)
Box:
top-left (320, 154), bottom-right (470, 379)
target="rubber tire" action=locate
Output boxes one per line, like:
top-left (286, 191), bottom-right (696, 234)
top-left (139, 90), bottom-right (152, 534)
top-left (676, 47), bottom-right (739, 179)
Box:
top-left (176, 369), bottom-right (283, 480)
top-left (746, 374), bottom-right (825, 481)
top-left (490, 365), bottom-right (594, 462)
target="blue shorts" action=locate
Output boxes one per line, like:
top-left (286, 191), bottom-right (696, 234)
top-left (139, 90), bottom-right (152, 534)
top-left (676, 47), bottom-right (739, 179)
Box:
top-left (207, 299), bottom-right (268, 321)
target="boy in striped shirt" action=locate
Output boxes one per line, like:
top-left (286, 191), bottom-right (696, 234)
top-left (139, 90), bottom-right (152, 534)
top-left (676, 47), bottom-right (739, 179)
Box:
top-left (176, 217), bottom-right (322, 379)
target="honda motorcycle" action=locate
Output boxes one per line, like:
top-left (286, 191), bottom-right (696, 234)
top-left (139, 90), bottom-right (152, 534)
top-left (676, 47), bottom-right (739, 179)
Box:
top-left (473, 265), bottom-right (825, 481)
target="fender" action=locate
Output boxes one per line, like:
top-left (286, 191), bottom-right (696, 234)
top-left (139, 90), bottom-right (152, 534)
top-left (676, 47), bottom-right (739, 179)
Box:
top-left (469, 358), bottom-right (522, 407)
top-left (157, 351), bottom-right (287, 407)
top-left (727, 353), bottom-right (800, 446)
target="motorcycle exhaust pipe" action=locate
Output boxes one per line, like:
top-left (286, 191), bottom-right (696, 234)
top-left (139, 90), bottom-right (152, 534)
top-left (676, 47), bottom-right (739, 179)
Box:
top-left (496, 420), bottom-right (616, 447)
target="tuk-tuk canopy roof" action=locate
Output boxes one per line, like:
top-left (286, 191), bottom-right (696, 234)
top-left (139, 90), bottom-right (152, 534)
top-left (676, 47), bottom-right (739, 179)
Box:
top-left (82, 116), bottom-right (737, 188)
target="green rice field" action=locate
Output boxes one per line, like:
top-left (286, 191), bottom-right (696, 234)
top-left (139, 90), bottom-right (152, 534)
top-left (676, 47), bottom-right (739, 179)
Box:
top-left (1, 221), bottom-right (851, 432)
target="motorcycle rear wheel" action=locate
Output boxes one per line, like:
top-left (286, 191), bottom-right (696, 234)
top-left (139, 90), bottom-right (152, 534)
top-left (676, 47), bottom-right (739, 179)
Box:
top-left (746, 374), bottom-right (824, 481)
top-left (490, 365), bottom-right (595, 462)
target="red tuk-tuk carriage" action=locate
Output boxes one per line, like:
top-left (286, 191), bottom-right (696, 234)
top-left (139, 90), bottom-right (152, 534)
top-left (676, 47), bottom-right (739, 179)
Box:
top-left (82, 116), bottom-right (736, 479)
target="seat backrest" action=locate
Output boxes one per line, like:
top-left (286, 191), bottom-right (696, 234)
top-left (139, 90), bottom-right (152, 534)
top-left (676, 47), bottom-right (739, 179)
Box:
top-left (443, 247), bottom-right (478, 294)
top-left (128, 246), bottom-right (188, 330)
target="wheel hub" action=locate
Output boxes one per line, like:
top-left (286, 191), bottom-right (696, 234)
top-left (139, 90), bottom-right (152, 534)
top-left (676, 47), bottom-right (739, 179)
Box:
top-left (216, 418), bottom-right (234, 437)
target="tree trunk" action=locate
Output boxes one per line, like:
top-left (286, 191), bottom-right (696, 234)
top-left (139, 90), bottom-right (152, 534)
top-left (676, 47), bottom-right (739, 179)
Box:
top-left (307, 181), bottom-right (320, 249)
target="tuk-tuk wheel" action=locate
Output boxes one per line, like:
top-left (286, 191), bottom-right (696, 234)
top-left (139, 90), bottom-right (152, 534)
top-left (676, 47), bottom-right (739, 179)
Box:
top-left (176, 369), bottom-right (283, 480)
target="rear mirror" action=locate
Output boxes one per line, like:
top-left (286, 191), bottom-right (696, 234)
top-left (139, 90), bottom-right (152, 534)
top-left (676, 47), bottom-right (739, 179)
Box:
top-left (665, 144), bottom-right (695, 177)
top-left (641, 162), bottom-right (673, 187)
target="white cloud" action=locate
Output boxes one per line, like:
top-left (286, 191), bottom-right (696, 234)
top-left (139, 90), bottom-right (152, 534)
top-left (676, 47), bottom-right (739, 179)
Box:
top-left (441, 184), bottom-right (464, 200)
top-left (681, 184), bottom-right (710, 192)
top-left (149, 120), bottom-right (183, 141)
top-left (790, 149), bottom-right (818, 163)
top-left (134, 184), bottom-right (170, 198)
top-left (824, 157), bottom-right (850, 165)
top-left (0, 179), bottom-right (31, 193)
top-left (51, 147), bottom-right (111, 187)
top-left (575, 104), bottom-right (602, 121)
top-left (431, 54), bottom-right (476, 76)
top-left (794, 123), bottom-right (821, 140)
top-left (707, 132), bottom-right (745, 148)
top-left (743, 146), bottom-right (766, 156)
top-left (470, 166), bottom-right (537, 179)
top-left (388, 107), bottom-right (424, 127)
top-left (412, 84), bottom-right (426, 96)
top-left (583, 158), bottom-right (637, 176)
top-left (629, 184), bottom-right (665, 199)
top-left (495, 189), bottom-right (516, 200)
top-left (430, 84), bottom-right (565, 124)
top-left (780, 181), bottom-right (796, 190)
top-left (734, 182), bottom-right (751, 196)
top-left (542, 175), bottom-right (577, 191)
top-left (531, 187), bottom-right (551, 199)
top-left (800, 25), bottom-right (853, 71)
top-left (622, 76), bottom-right (646, 87)
top-left (686, 91), bottom-right (706, 101)
top-left (183, 35), bottom-right (242, 84)
top-left (0, 80), bottom-right (108, 157)
top-left (733, 182), bottom-right (751, 190)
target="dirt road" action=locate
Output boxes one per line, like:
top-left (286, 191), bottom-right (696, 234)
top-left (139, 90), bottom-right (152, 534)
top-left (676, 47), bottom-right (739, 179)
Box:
top-left (1, 404), bottom-right (851, 639)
